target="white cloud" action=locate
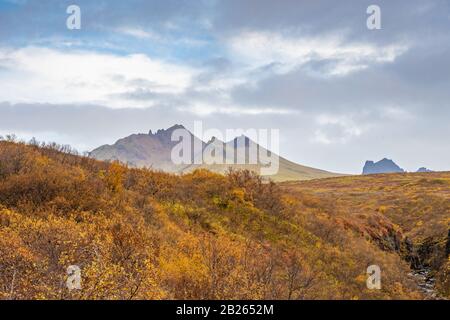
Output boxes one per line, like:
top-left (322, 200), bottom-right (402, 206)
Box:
top-left (115, 26), bottom-right (210, 48)
top-left (115, 27), bottom-right (162, 40)
top-left (381, 106), bottom-right (414, 120)
top-left (227, 31), bottom-right (408, 77)
top-left (180, 103), bottom-right (297, 116)
top-left (312, 114), bottom-right (366, 144)
top-left (0, 46), bottom-right (197, 108)
top-left (0, 129), bottom-right (91, 152)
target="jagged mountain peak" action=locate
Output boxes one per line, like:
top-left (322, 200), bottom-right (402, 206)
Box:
top-left (150, 124), bottom-right (186, 136)
top-left (90, 124), bottom-right (342, 181)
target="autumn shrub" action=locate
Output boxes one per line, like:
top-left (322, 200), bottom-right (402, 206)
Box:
top-left (0, 141), bottom-right (443, 299)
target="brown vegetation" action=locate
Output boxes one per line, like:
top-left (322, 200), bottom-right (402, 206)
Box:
top-left (283, 173), bottom-right (450, 298)
top-left (0, 140), bottom-right (447, 299)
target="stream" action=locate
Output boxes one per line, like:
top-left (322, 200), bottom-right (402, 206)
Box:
top-left (409, 268), bottom-right (441, 300)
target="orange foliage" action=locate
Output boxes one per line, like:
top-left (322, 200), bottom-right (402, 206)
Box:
top-left (1, 140), bottom-right (445, 299)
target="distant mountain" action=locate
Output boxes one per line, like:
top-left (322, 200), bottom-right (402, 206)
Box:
top-left (90, 125), bottom-right (342, 182)
top-left (417, 167), bottom-right (433, 173)
top-left (183, 135), bottom-right (340, 181)
top-left (363, 158), bottom-right (405, 175)
top-left (90, 125), bottom-right (204, 172)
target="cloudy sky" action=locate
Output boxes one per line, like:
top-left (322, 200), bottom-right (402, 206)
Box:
top-left (0, 0), bottom-right (449, 173)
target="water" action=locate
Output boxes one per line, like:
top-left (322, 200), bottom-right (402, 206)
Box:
top-left (409, 268), bottom-right (439, 299)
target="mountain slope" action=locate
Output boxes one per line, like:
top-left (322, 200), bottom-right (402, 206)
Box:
top-left (90, 125), bottom-right (342, 182)
top-left (90, 125), bottom-right (204, 172)
top-left (282, 172), bottom-right (450, 298)
top-left (2, 140), bottom-right (443, 300)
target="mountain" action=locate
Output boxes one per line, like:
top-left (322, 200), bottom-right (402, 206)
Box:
top-left (90, 125), bottom-right (204, 172)
top-left (363, 158), bottom-right (405, 175)
top-left (183, 135), bottom-right (339, 181)
top-left (90, 125), bottom-right (342, 182)
top-left (417, 167), bottom-right (433, 173)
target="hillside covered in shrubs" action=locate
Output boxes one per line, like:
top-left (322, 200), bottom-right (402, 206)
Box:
top-left (0, 140), bottom-right (448, 299)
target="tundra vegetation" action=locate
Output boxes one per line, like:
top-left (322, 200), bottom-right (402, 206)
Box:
top-left (0, 139), bottom-right (448, 299)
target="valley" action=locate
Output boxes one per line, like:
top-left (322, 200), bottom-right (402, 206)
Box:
top-left (282, 173), bottom-right (450, 298)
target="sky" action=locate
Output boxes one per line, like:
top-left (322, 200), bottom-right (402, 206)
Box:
top-left (0, 0), bottom-right (449, 174)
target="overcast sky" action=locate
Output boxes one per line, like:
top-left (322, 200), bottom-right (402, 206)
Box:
top-left (0, 0), bottom-right (449, 174)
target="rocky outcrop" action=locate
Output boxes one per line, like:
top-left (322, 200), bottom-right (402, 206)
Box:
top-left (363, 158), bottom-right (405, 175)
top-left (446, 230), bottom-right (450, 257)
top-left (417, 167), bottom-right (434, 173)
top-left (356, 218), bottom-right (448, 299)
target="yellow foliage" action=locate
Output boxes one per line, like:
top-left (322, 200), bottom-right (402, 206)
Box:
top-left (0, 141), bottom-right (448, 300)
